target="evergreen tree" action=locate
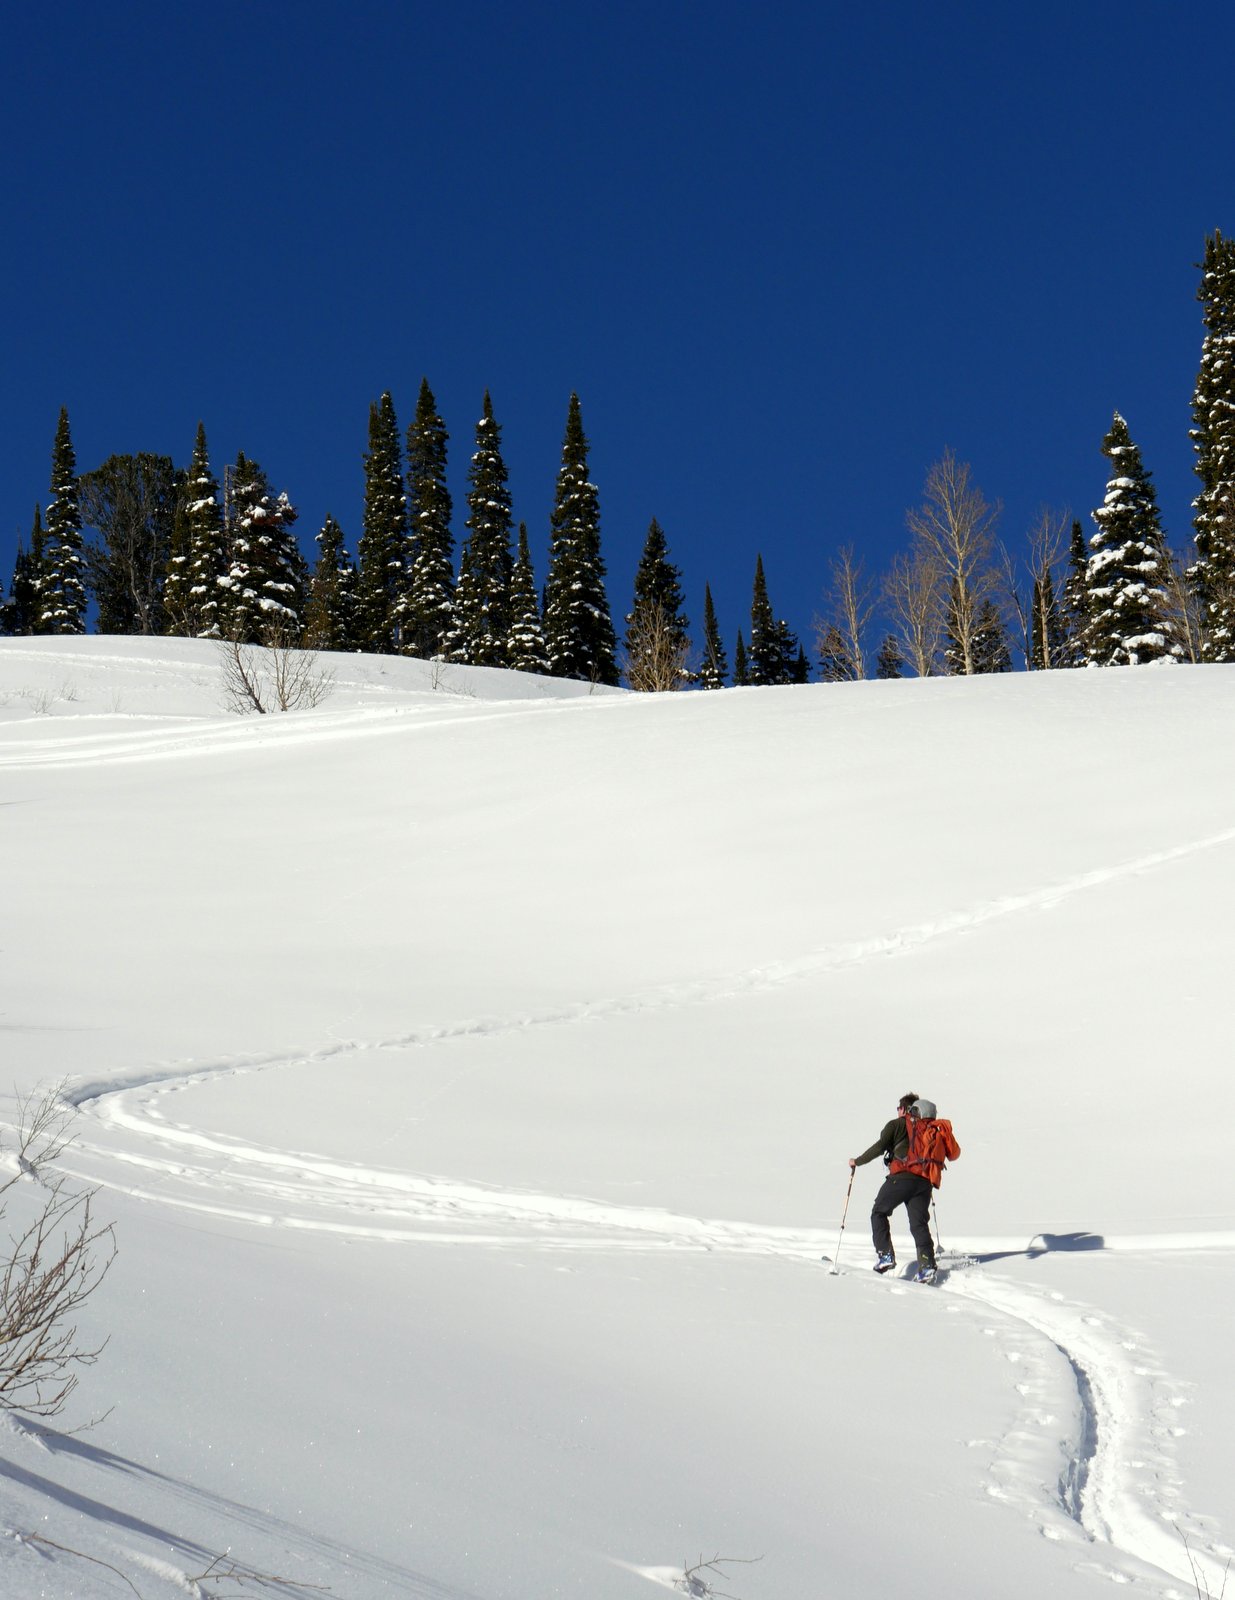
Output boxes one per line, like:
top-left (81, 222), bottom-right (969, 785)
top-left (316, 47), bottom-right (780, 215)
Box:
top-left (80, 453), bottom-right (179, 635)
top-left (625, 518), bottom-right (689, 671)
top-left (818, 623), bottom-right (857, 682)
top-left (1059, 518), bottom-right (1090, 666)
top-left (179, 423), bottom-right (227, 638)
top-left (1086, 413), bottom-right (1181, 667)
top-left (39, 408), bottom-right (86, 635)
top-left (507, 522), bottom-right (549, 674)
top-left (448, 391), bottom-right (514, 666)
top-left (747, 556), bottom-right (800, 684)
top-left (972, 598), bottom-right (1012, 673)
top-left (875, 633), bottom-right (904, 680)
top-left (733, 629), bottom-right (749, 685)
top-left (403, 378), bottom-right (456, 657)
top-left (699, 584), bottom-right (727, 689)
top-left (1189, 229), bottom-right (1235, 659)
top-left (543, 393), bottom-right (617, 684)
top-left (5, 510), bottom-right (44, 636)
top-left (790, 644), bottom-right (811, 684)
top-left (355, 392), bottom-right (408, 654)
top-left (218, 452), bottom-right (303, 642)
top-left (304, 514), bottom-right (357, 650)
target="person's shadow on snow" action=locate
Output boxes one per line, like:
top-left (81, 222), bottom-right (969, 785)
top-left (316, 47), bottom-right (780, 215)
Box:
top-left (974, 1230), bottom-right (1105, 1264)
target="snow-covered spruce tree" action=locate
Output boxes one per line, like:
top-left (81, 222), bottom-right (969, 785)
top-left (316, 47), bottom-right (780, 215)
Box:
top-left (733, 629), bottom-right (749, 685)
top-left (403, 378), bottom-right (456, 658)
top-left (624, 518), bottom-right (690, 688)
top-left (1059, 518), bottom-right (1091, 666)
top-left (1086, 413), bottom-right (1181, 667)
top-left (1189, 229), bottom-right (1235, 659)
top-left (5, 511), bottom-right (44, 636)
top-left (507, 522), bottom-right (549, 674)
top-left (448, 391), bottom-right (514, 667)
top-left (972, 598), bottom-right (1011, 673)
top-left (355, 392), bottom-right (408, 655)
top-left (218, 453), bottom-right (303, 643)
top-left (39, 408), bottom-right (87, 635)
top-left (699, 583), bottom-right (727, 689)
top-left (178, 423), bottom-right (227, 638)
top-left (875, 633), bottom-right (904, 679)
top-left (747, 555), bottom-right (800, 685)
top-left (543, 393), bottom-right (618, 684)
top-left (304, 514), bottom-right (357, 650)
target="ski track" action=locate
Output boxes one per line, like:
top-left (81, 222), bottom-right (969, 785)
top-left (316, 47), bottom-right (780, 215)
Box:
top-left (11, 824), bottom-right (1234, 1595)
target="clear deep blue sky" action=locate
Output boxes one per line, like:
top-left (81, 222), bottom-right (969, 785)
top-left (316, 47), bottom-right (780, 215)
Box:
top-left (3, 1), bottom-right (1233, 660)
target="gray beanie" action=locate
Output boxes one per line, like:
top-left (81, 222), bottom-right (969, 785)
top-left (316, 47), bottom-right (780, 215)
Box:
top-left (910, 1098), bottom-right (937, 1119)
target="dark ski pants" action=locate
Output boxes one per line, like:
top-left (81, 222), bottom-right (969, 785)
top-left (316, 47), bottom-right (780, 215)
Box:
top-left (871, 1173), bottom-right (935, 1267)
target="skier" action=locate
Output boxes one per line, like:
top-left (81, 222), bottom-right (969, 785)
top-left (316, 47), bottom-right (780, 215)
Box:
top-left (849, 1094), bottom-right (959, 1283)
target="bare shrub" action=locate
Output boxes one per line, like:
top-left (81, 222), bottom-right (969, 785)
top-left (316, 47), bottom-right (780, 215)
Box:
top-left (0, 1083), bottom-right (116, 1417)
top-left (219, 628), bottom-right (334, 715)
top-left (676, 1553), bottom-right (763, 1598)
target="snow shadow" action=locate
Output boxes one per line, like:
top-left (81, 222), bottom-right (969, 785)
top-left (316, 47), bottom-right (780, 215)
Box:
top-left (974, 1230), bottom-right (1106, 1264)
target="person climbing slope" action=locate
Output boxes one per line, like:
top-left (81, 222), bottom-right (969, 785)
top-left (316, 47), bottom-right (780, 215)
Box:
top-left (849, 1095), bottom-right (960, 1283)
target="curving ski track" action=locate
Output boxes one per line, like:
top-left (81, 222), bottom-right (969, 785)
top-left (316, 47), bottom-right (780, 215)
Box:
top-left (20, 827), bottom-right (1235, 1597)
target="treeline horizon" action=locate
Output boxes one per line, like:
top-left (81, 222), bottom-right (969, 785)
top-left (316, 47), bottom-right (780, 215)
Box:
top-left (5, 231), bottom-right (1235, 689)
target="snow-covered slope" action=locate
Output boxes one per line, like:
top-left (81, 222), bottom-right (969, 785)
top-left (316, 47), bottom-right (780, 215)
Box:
top-left (1, 637), bottom-right (1231, 1599)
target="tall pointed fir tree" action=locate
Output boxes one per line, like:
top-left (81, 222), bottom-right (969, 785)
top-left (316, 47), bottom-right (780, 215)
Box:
top-left (355, 392), bottom-right (408, 654)
top-left (733, 630), bottom-right (749, 686)
top-left (39, 408), bottom-right (86, 635)
top-left (448, 391), bottom-right (514, 666)
top-left (178, 423), bottom-right (227, 637)
top-left (304, 514), bottom-right (357, 650)
top-left (1189, 229), bottom-right (1235, 659)
top-left (543, 393), bottom-right (618, 684)
top-left (6, 509), bottom-right (45, 635)
top-left (971, 599), bottom-right (1011, 673)
top-left (218, 453), bottom-right (303, 642)
top-left (747, 555), bottom-right (800, 685)
top-left (1086, 413), bottom-right (1181, 667)
top-left (507, 522), bottom-right (549, 674)
top-left (403, 378), bottom-right (456, 657)
top-left (699, 584), bottom-right (727, 688)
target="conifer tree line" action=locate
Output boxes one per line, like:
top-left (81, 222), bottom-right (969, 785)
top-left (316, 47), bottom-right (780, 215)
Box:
top-left (6, 232), bottom-right (1235, 683)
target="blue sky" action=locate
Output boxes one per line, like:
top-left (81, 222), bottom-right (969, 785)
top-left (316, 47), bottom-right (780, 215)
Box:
top-left (3, 1), bottom-right (1233, 660)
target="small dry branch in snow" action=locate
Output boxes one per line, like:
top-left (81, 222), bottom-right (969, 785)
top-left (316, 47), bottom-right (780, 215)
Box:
top-left (675, 1552), bottom-right (763, 1599)
top-left (13, 1534), bottom-right (331, 1599)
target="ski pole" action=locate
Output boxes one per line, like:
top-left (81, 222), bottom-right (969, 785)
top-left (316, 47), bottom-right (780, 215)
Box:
top-left (931, 1196), bottom-right (944, 1259)
top-left (829, 1168), bottom-right (856, 1276)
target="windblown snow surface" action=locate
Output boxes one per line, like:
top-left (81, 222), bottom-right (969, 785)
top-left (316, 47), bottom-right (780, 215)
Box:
top-left (1, 636), bottom-right (1232, 1600)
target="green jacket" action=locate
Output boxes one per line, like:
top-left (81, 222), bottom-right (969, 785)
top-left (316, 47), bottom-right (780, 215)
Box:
top-left (854, 1116), bottom-right (909, 1168)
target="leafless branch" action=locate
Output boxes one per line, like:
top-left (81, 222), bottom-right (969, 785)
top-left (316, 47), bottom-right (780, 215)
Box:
top-left (676, 1552), bottom-right (764, 1599)
top-left (882, 547), bottom-right (945, 677)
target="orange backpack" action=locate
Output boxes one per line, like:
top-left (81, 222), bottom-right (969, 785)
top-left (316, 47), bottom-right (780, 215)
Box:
top-left (889, 1114), bottom-right (961, 1189)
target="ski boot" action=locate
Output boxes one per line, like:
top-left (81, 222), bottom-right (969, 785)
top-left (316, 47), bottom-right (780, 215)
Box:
top-left (873, 1252), bottom-right (897, 1274)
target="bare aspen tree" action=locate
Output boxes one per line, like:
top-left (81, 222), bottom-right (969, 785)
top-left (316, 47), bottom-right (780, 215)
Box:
top-left (218, 623), bottom-right (334, 715)
top-left (882, 547), bottom-right (945, 677)
top-left (814, 545), bottom-right (877, 680)
top-left (623, 599), bottom-right (691, 691)
top-left (999, 508), bottom-right (1069, 669)
top-left (906, 451), bottom-right (1001, 675)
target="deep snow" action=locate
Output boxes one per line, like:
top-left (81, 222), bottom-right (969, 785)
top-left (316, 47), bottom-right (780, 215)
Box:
top-left (1, 636), bottom-right (1231, 1599)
